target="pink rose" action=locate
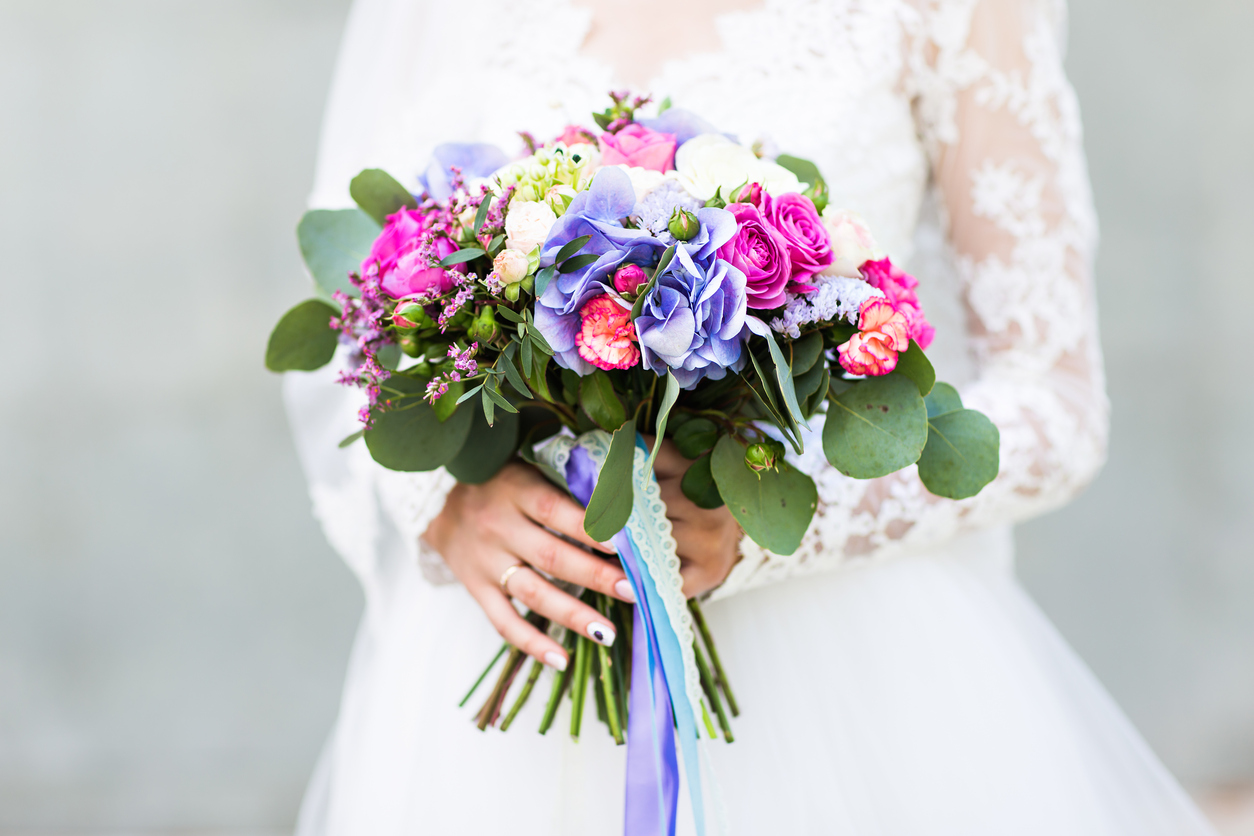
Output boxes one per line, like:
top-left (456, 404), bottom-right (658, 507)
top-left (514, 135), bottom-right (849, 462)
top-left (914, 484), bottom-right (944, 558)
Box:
top-left (383, 236), bottom-right (460, 299)
top-left (597, 124), bottom-right (678, 173)
top-left (764, 193), bottom-right (832, 284)
top-left (837, 297), bottom-right (911, 376)
top-left (575, 295), bottom-right (640, 371)
top-left (553, 124), bottom-right (598, 146)
top-left (363, 207), bottom-right (425, 279)
top-left (718, 202), bottom-right (793, 310)
top-left (860, 257), bottom-right (934, 349)
top-left (612, 263), bottom-right (648, 295)
top-left (363, 207), bottom-right (464, 300)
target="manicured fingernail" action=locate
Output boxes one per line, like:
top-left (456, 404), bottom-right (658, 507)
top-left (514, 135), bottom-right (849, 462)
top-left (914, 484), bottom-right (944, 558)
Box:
top-left (614, 579), bottom-right (636, 602)
top-left (600, 541), bottom-right (617, 552)
top-left (587, 622), bottom-right (616, 646)
top-left (544, 651), bottom-right (568, 671)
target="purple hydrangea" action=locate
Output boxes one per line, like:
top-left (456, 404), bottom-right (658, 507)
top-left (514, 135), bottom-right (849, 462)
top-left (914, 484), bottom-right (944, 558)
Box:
top-left (635, 208), bottom-right (749, 388)
top-left (419, 143), bottom-right (509, 203)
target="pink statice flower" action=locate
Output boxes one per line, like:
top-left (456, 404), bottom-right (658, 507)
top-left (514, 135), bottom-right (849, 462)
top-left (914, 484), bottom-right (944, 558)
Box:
top-left (860, 257), bottom-right (935, 349)
top-left (575, 296), bottom-right (640, 371)
top-left (448, 342), bottom-right (480, 375)
top-left (837, 297), bottom-right (910, 376)
top-left (598, 124), bottom-right (678, 173)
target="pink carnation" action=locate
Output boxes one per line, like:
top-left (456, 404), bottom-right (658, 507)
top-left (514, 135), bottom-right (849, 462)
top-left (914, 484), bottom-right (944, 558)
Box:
top-left (575, 296), bottom-right (640, 371)
top-left (860, 257), bottom-right (935, 349)
top-left (597, 124), bottom-right (677, 173)
top-left (837, 297), bottom-right (911, 376)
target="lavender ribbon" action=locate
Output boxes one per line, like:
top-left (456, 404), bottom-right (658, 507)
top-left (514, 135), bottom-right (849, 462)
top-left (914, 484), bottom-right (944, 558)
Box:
top-left (567, 446), bottom-right (679, 836)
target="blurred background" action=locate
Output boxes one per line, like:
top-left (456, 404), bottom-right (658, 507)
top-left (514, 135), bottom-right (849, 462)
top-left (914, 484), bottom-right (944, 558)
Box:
top-left (0, 0), bottom-right (1250, 833)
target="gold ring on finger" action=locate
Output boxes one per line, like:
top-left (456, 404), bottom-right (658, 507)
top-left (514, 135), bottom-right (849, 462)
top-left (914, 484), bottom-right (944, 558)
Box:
top-left (499, 562), bottom-right (525, 596)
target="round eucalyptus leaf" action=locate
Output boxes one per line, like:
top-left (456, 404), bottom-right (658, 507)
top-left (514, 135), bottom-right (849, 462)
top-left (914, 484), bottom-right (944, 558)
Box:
top-left (265, 299), bottom-right (339, 372)
top-left (364, 376), bottom-right (474, 472)
top-left (711, 435), bottom-right (817, 556)
top-left (917, 409), bottom-right (1000, 499)
top-left (297, 208), bottom-right (381, 299)
top-left (446, 407), bottom-right (519, 484)
top-left (893, 340), bottom-right (935, 396)
top-left (680, 452), bottom-right (724, 509)
top-left (822, 375), bottom-right (927, 479)
top-left (925, 381), bottom-right (964, 418)
top-left (674, 418), bottom-right (719, 459)
top-left (349, 168), bottom-right (417, 226)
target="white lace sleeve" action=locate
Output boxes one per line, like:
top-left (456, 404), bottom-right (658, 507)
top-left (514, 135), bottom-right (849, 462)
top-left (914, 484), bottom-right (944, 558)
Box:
top-left (285, 0), bottom-right (458, 591)
top-left (713, 0), bottom-right (1109, 599)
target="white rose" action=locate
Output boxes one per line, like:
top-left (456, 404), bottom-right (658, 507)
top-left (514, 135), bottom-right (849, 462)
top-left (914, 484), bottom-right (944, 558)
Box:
top-left (493, 248), bottom-right (530, 285)
top-left (821, 208), bottom-right (884, 277)
top-left (504, 199), bottom-right (557, 255)
top-left (675, 134), bottom-right (805, 201)
top-left (613, 164), bottom-right (667, 204)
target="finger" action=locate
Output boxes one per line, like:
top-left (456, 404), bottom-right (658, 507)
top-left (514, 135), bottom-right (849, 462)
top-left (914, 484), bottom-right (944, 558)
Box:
top-left (513, 521), bottom-right (635, 603)
top-left (513, 472), bottom-right (616, 553)
top-left (652, 438), bottom-right (690, 478)
top-left (471, 582), bottom-right (570, 670)
top-left (657, 474), bottom-right (698, 521)
top-left (506, 567), bottom-right (618, 647)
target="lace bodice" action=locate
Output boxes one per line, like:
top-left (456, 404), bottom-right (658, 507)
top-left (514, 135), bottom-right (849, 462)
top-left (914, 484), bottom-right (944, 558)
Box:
top-left (288, 0), bottom-right (1107, 603)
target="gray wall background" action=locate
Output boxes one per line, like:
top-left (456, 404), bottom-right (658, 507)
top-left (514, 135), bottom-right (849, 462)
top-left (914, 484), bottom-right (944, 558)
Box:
top-left (0, 0), bottom-right (1250, 831)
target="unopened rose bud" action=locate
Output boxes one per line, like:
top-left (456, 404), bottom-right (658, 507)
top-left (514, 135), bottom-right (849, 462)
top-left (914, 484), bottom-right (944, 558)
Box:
top-left (468, 306), bottom-right (499, 342)
top-left (744, 442), bottom-right (777, 473)
top-left (803, 180), bottom-right (829, 214)
top-left (545, 185), bottom-right (577, 215)
top-left (667, 207), bottom-right (700, 241)
top-left (393, 300), bottom-right (430, 330)
top-left (493, 248), bottom-right (530, 286)
top-left (398, 334), bottom-right (424, 357)
top-left (704, 187), bottom-right (727, 210)
top-left (729, 181), bottom-right (762, 205)
top-left (613, 263), bottom-right (649, 295)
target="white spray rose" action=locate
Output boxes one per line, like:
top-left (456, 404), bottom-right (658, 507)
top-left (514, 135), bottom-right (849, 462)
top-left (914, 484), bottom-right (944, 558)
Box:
top-left (493, 248), bottom-right (530, 285)
top-left (612, 164), bottom-right (668, 204)
top-left (821, 208), bottom-right (884, 277)
top-left (675, 134), bottom-right (804, 201)
top-left (504, 199), bottom-right (557, 255)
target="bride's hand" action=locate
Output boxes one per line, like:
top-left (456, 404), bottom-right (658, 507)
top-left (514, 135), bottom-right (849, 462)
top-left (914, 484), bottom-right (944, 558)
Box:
top-left (653, 440), bottom-right (741, 598)
top-left (423, 463), bottom-right (633, 671)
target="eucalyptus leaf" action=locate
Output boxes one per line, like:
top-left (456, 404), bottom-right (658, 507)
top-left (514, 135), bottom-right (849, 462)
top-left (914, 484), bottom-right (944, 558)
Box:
top-left (580, 374), bottom-right (627, 432)
top-left (484, 381), bottom-right (519, 415)
top-left (674, 418), bottom-right (719, 459)
top-left (265, 299), bottom-right (339, 372)
top-left (710, 435), bottom-right (817, 555)
top-left (501, 353), bottom-right (533, 399)
top-left (432, 381), bottom-right (463, 422)
top-left (456, 382), bottom-right (485, 404)
top-left (337, 429), bottom-right (364, 449)
top-left (644, 372), bottom-right (680, 476)
top-left (349, 169), bottom-right (417, 226)
top-left (439, 247), bottom-right (486, 267)
top-left (680, 452), bottom-right (724, 509)
top-left (774, 154), bottom-right (823, 191)
top-left (788, 331), bottom-right (825, 377)
top-left (364, 376), bottom-right (474, 471)
top-left (496, 306), bottom-right (523, 324)
top-left (893, 340), bottom-right (935, 396)
top-left (584, 420), bottom-right (636, 542)
top-left (473, 197), bottom-right (492, 235)
top-left (792, 359), bottom-right (828, 411)
top-left (297, 208), bottom-right (380, 298)
top-left (917, 409), bottom-right (1000, 499)
top-left (925, 381), bottom-right (964, 418)
top-left (527, 351), bottom-right (553, 402)
top-left (822, 375), bottom-right (928, 479)
top-left (446, 407), bottom-right (519, 484)
top-left (803, 367), bottom-right (831, 418)
top-left (746, 318), bottom-right (810, 433)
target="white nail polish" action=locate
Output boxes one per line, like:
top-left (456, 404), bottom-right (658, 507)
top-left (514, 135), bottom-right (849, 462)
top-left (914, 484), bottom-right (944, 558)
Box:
top-left (587, 622), bottom-right (616, 647)
top-left (544, 651), bottom-right (568, 671)
top-left (614, 579), bottom-right (637, 603)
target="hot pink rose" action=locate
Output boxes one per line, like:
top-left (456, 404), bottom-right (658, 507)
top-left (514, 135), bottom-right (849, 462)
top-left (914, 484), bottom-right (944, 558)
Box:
top-left (363, 207), bottom-right (464, 299)
top-left (612, 263), bottom-right (648, 295)
top-left (837, 297), bottom-right (911, 376)
top-left (718, 202), bottom-right (792, 309)
top-left (597, 124), bottom-right (677, 173)
top-left (363, 207), bottom-right (425, 279)
top-left (861, 257), bottom-right (935, 349)
top-left (576, 295), bottom-right (640, 370)
top-left (764, 192), bottom-right (832, 283)
top-left (382, 236), bottom-right (460, 299)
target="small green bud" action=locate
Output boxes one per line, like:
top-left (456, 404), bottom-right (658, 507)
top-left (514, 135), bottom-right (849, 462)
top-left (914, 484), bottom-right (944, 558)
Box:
top-left (743, 442), bottom-right (777, 473)
top-left (398, 334), bottom-right (424, 358)
top-left (504, 282), bottom-right (521, 302)
top-left (468, 306), bottom-right (499, 343)
top-left (667, 207), bottom-right (700, 241)
top-left (704, 187), bottom-right (727, 210)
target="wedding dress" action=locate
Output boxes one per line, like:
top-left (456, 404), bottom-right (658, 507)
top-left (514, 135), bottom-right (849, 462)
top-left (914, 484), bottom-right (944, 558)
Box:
top-left (283, 0), bottom-right (1219, 833)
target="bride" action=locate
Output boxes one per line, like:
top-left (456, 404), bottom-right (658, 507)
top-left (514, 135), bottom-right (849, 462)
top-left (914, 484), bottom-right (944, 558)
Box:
top-left (284, 0), bottom-right (1219, 833)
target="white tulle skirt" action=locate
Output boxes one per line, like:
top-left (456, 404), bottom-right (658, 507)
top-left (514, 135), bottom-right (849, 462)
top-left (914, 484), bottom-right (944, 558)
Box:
top-left (296, 526), bottom-right (1217, 836)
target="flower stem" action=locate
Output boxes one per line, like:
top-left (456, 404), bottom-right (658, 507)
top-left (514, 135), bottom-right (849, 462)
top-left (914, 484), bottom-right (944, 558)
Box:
top-left (595, 604), bottom-right (624, 745)
top-left (500, 658), bottom-right (544, 732)
top-left (693, 636), bottom-right (733, 742)
top-left (538, 630), bottom-right (576, 735)
top-left (688, 599), bottom-right (739, 716)
top-left (569, 634), bottom-right (592, 740)
top-left (460, 642), bottom-right (507, 708)
top-left (476, 647), bottom-right (523, 731)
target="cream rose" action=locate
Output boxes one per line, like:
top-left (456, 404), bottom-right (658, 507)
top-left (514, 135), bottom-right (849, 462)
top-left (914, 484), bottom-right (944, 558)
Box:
top-left (821, 208), bottom-right (885, 277)
top-left (493, 248), bottom-right (530, 285)
top-left (504, 199), bottom-right (557, 255)
top-left (612, 164), bottom-right (668, 204)
top-left (675, 134), bottom-right (804, 201)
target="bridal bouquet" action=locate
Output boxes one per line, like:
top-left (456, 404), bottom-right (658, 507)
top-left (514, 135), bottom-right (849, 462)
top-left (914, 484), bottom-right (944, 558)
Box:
top-left (268, 92), bottom-right (999, 834)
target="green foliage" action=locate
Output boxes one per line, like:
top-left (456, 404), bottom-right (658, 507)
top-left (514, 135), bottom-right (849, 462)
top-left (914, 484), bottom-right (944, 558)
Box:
top-left (822, 375), bottom-right (928, 479)
top-left (349, 169), bottom-right (417, 226)
top-left (644, 372), bottom-right (680, 475)
top-left (364, 376), bottom-right (474, 471)
top-left (584, 419), bottom-right (637, 542)
top-left (446, 407), bottom-right (520, 484)
top-left (918, 409), bottom-right (1000, 499)
top-left (432, 381), bottom-right (463, 422)
top-left (297, 208), bottom-right (380, 299)
top-left (553, 234), bottom-right (592, 264)
top-left (774, 154), bottom-right (822, 191)
top-left (439, 247), bottom-right (486, 267)
top-left (580, 374), bottom-right (627, 432)
top-left (893, 340), bottom-right (935, 396)
top-left (791, 360), bottom-right (829, 414)
top-left (925, 381), bottom-right (964, 418)
top-left (265, 299), bottom-right (339, 372)
top-left (802, 366), bottom-right (830, 418)
top-left (674, 418), bottom-right (719, 459)
top-left (710, 435), bottom-right (817, 555)
top-left (680, 452), bottom-right (724, 509)
top-left (755, 324), bottom-right (811, 433)
top-left (788, 331), bottom-right (825, 376)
